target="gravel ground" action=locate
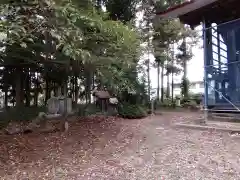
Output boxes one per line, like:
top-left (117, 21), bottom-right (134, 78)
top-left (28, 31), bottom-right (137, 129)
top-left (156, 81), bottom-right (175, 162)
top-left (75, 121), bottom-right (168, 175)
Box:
top-left (1, 111), bottom-right (240, 180)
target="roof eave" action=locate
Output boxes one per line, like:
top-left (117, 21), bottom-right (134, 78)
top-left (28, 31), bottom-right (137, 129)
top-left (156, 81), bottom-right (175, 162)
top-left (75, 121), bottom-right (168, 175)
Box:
top-left (156, 0), bottom-right (218, 24)
top-left (156, 0), bottom-right (194, 19)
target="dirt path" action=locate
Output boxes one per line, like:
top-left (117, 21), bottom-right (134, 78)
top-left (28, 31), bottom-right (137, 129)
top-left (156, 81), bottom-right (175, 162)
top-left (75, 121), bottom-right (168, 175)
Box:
top-left (1, 112), bottom-right (240, 179)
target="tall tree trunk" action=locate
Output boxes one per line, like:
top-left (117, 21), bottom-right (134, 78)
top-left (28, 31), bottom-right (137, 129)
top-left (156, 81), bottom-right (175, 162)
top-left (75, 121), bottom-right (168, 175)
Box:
top-left (166, 74), bottom-right (170, 98)
top-left (183, 59), bottom-right (187, 80)
top-left (34, 73), bottom-right (39, 107)
top-left (25, 69), bottom-right (31, 107)
top-left (53, 83), bottom-right (57, 96)
top-left (182, 37), bottom-right (189, 98)
top-left (63, 80), bottom-right (68, 114)
top-left (4, 90), bottom-right (8, 108)
top-left (74, 75), bottom-right (79, 104)
top-left (147, 44), bottom-right (151, 103)
top-left (63, 77), bottom-right (69, 132)
top-left (15, 69), bottom-right (23, 108)
top-left (34, 90), bottom-right (38, 106)
top-left (147, 59), bottom-right (151, 102)
top-left (166, 49), bottom-right (170, 98)
top-left (157, 62), bottom-right (160, 101)
top-left (183, 38), bottom-right (187, 79)
top-left (71, 76), bottom-right (74, 100)
top-left (160, 63), bottom-right (164, 102)
top-left (44, 31), bottom-right (51, 105)
top-left (45, 79), bottom-right (50, 105)
top-left (85, 69), bottom-right (92, 104)
top-left (171, 68), bottom-right (174, 103)
top-left (171, 73), bottom-right (174, 103)
top-left (171, 46), bottom-right (175, 103)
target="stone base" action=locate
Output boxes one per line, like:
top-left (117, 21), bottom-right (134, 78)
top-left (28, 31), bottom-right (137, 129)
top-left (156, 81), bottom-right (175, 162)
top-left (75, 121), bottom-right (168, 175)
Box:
top-left (4, 112), bottom-right (75, 135)
top-left (45, 114), bottom-right (61, 119)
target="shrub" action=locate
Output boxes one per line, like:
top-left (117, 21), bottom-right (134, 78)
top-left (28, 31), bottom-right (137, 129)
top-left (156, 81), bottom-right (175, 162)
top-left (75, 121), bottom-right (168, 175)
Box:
top-left (191, 93), bottom-right (202, 104)
top-left (152, 99), bottom-right (161, 109)
top-left (182, 93), bottom-right (202, 105)
top-left (118, 103), bottom-right (147, 119)
top-left (183, 100), bottom-right (199, 110)
top-left (161, 98), bottom-right (176, 108)
top-left (162, 98), bottom-right (171, 107)
top-left (180, 97), bottom-right (189, 104)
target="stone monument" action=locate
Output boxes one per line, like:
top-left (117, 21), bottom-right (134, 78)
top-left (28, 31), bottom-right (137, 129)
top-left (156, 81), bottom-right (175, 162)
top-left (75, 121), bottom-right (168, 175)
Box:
top-left (47, 97), bottom-right (60, 114)
top-left (45, 96), bottom-right (73, 115)
top-left (59, 97), bottom-right (72, 114)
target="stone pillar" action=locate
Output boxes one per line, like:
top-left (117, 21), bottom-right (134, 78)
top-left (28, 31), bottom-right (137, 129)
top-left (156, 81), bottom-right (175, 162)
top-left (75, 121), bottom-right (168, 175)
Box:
top-left (59, 98), bottom-right (72, 114)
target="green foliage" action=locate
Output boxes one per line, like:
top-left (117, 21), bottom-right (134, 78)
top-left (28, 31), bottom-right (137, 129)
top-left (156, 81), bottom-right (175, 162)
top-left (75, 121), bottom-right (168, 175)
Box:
top-left (182, 99), bottom-right (198, 110)
top-left (137, 0), bottom-right (200, 111)
top-left (189, 93), bottom-right (202, 104)
top-left (181, 93), bottom-right (202, 105)
top-left (180, 77), bottom-right (190, 98)
top-left (0, 0), bottom-right (143, 109)
top-left (163, 98), bottom-right (176, 108)
top-left (157, 98), bottom-right (176, 108)
top-left (176, 38), bottom-right (193, 68)
top-left (154, 0), bottom-right (185, 13)
top-left (104, 0), bottom-right (138, 23)
top-left (152, 7), bottom-right (192, 102)
top-left (165, 63), bottom-right (181, 75)
top-left (118, 103), bottom-right (147, 119)
top-left (0, 0), bottom-right (199, 115)
top-left (119, 88), bottom-right (150, 106)
top-left (175, 31), bottom-right (199, 99)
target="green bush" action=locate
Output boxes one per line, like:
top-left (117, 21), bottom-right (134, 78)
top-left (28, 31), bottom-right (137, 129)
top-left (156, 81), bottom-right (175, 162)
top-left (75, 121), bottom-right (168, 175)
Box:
top-left (160, 98), bottom-right (176, 108)
top-left (152, 99), bottom-right (161, 109)
top-left (162, 98), bottom-right (171, 107)
top-left (183, 100), bottom-right (198, 110)
top-left (180, 97), bottom-right (189, 104)
top-left (191, 93), bottom-right (202, 104)
top-left (182, 93), bottom-right (202, 105)
top-left (118, 103), bottom-right (147, 119)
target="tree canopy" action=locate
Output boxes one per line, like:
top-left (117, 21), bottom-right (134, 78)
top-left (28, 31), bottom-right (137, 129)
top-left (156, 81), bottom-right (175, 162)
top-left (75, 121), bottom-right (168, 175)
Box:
top-left (0, 0), bottom-right (142, 107)
top-left (0, 0), bottom-right (199, 112)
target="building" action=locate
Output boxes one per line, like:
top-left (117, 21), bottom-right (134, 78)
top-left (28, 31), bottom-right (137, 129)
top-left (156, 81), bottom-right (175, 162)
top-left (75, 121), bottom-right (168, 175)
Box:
top-left (173, 80), bottom-right (204, 96)
top-left (150, 80), bottom-right (204, 99)
top-left (157, 0), bottom-right (240, 111)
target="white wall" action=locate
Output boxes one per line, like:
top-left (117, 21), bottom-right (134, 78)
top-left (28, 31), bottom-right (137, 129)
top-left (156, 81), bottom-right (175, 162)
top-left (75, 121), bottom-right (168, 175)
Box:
top-left (173, 82), bottom-right (204, 97)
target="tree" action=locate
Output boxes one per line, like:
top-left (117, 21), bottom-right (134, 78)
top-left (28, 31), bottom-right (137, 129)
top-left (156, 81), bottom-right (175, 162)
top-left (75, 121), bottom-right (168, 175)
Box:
top-left (97, 0), bottom-right (148, 102)
top-left (0, 0), bottom-right (141, 110)
top-left (136, 0), bottom-right (155, 104)
top-left (168, 45), bottom-right (181, 102)
top-left (104, 0), bottom-right (138, 23)
top-left (176, 26), bottom-right (199, 98)
top-left (154, 0), bottom-right (184, 12)
top-left (177, 39), bottom-right (191, 98)
top-left (152, 18), bottom-right (182, 102)
top-left (152, 0), bottom-right (199, 102)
